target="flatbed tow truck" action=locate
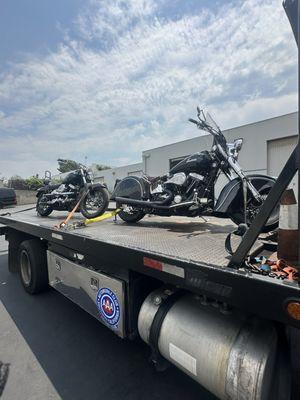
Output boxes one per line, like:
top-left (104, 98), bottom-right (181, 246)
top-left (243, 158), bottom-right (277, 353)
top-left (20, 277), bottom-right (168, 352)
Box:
top-left (0, 1), bottom-right (299, 399)
top-left (0, 205), bottom-right (299, 400)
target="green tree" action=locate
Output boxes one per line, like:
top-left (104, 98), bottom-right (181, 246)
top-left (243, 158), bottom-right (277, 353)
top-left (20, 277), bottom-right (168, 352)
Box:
top-left (8, 175), bottom-right (44, 190)
top-left (95, 164), bottom-right (111, 171)
top-left (8, 175), bottom-right (27, 190)
top-left (25, 176), bottom-right (44, 190)
top-left (57, 158), bottom-right (80, 173)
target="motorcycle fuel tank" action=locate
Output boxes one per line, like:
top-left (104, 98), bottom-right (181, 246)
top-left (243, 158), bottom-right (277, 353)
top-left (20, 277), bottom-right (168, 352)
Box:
top-left (112, 176), bottom-right (149, 200)
top-left (62, 170), bottom-right (82, 186)
top-left (170, 151), bottom-right (213, 175)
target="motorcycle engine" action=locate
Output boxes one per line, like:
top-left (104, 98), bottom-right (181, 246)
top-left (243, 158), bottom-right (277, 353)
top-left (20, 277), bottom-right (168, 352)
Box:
top-left (149, 171), bottom-right (210, 207)
top-left (51, 184), bottom-right (66, 194)
top-left (151, 173), bottom-right (188, 204)
top-left (50, 184), bottom-right (77, 206)
top-left (164, 172), bottom-right (187, 186)
top-left (185, 172), bottom-right (209, 198)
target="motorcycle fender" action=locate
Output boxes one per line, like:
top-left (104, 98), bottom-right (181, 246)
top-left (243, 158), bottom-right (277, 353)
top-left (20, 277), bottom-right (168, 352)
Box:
top-left (214, 174), bottom-right (276, 215)
top-left (36, 187), bottom-right (48, 197)
top-left (89, 183), bottom-right (107, 190)
top-left (214, 179), bottom-right (241, 215)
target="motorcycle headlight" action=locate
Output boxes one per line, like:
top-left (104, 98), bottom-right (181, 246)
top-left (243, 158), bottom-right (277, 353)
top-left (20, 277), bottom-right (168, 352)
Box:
top-left (227, 139), bottom-right (243, 160)
top-left (87, 170), bottom-right (94, 182)
top-left (234, 138), bottom-right (243, 152)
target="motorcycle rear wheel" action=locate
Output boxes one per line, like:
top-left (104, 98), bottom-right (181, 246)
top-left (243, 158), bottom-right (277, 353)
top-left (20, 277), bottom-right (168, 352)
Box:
top-left (117, 205), bottom-right (145, 223)
top-left (80, 187), bottom-right (109, 219)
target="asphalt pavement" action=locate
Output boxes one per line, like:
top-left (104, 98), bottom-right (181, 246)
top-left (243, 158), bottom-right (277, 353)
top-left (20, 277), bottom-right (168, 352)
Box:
top-left (0, 235), bottom-right (216, 400)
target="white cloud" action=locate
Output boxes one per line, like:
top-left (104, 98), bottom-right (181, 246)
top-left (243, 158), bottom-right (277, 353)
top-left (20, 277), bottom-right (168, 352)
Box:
top-left (0, 0), bottom-right (297, 178)
top-left (77, 0), bottom-right (157, 43)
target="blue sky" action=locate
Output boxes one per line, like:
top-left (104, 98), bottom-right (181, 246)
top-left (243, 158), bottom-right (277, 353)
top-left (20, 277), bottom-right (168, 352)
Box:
top-left (0, 0), bottom-right (298, 178)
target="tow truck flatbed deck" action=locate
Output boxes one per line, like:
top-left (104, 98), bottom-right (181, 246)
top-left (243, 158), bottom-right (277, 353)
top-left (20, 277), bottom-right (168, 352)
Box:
top-left (1, 205), bottom-right (239, 267)
top-left (0, 204), bottom-right (300, 328)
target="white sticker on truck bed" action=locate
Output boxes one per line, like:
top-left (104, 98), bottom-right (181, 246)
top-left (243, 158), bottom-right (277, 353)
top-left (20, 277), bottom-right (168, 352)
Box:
top-left (162, 263), bottom-right (185, 278)
top-left (169, 343), bottom-right (197, 376)
top-left (52, 233), bottom-right (63, 240)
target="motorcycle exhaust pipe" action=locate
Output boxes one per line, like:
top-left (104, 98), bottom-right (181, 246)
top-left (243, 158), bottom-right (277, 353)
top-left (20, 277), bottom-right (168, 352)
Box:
top-left (115, 196), bottom-right (171, 209)
top-left (115, 197), bottom-right (194, 210)
top-left (115, 188), bottom-right (174, 209)
top-left (138, 288), bottom-right (283, 400)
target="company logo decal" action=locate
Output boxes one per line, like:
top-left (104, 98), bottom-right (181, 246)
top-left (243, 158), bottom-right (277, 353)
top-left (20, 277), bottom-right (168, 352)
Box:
top-left (96, 287), bottom-right (120, 327)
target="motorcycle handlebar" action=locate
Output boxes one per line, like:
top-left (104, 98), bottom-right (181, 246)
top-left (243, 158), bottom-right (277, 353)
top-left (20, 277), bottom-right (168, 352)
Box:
top-left (189, 116), bottom-right (229, 155)
top-left (190, 118), bottom-right (222, 137)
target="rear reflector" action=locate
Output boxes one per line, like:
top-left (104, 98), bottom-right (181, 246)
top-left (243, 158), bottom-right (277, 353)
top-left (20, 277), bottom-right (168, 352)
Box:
top-left (143, 257), bottom-right (184, 278)
top-left (286, 300), bottom-right (300, 321)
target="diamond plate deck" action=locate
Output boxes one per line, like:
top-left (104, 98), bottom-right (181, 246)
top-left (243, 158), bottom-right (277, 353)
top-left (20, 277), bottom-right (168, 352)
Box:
top-left (0, 205), bottom-right (259, 268)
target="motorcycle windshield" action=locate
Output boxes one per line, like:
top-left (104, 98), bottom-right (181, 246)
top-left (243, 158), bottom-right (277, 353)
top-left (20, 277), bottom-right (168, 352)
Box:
top-left (206, 112), bottom-right (220, 133)
top-left (283, 0), bottom-right (298, 46)
top-left (205, 112), bottom-right (228, 150)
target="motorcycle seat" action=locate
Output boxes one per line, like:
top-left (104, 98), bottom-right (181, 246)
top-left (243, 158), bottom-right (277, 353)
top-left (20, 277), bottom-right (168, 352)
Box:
top-left (145, 175), bottom-right (165, 184)
top-left (146, 176), bottom-right (158, 182)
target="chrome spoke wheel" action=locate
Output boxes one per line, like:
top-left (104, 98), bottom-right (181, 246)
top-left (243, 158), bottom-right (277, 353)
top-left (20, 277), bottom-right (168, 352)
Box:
top-left (84, 192), bottom-right (104, 213)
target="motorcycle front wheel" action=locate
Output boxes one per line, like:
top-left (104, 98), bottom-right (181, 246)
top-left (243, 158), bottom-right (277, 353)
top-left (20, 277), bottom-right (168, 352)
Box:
top-left (230, 187), bottom-right (279, 233)
top-left (80, 187), bottom-right (109, 219)
top-left (36, 194), bottom-right (53, 217)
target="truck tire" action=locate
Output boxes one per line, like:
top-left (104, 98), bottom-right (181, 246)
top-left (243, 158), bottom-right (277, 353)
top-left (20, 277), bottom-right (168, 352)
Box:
top-left (269, 343), bottom-right (291, 400)
top-left (19, 239), bottom-right (48, 294)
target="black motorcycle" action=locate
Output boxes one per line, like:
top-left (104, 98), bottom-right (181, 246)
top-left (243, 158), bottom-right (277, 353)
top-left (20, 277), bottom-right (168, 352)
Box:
top-left (36, 164), bottom-right (109, 219)
top-left (112, 108), bottom-right (279, 232)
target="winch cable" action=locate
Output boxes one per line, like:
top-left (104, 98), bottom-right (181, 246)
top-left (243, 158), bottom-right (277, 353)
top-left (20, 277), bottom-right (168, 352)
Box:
top-left (0, 196), bottom-right (120, 230)
top-left (0, 205), bottom-right (37, 217)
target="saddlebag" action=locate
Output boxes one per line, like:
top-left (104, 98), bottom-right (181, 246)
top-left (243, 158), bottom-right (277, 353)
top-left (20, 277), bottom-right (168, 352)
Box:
top-left (111, 176), bottom-right (150, 201)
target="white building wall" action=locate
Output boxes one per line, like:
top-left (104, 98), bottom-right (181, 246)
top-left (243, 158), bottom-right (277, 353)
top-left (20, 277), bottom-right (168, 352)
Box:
top-left (92, 162), bottom-right (143, 192)
top-left (51, 112), bottom-right (298, 198)
top-left (143, 112), bottom-right (298, 176)
top-left (142, 112), bottom-right (298, 196)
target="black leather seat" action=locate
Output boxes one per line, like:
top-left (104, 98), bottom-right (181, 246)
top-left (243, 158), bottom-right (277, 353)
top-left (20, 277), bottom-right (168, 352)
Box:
top-left (145, 175), bottom-right (167, 184)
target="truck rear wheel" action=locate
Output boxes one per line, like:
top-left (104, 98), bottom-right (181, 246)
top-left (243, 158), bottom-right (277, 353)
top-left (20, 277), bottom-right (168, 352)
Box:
top-left (19, 239), bottom-right (48, 294)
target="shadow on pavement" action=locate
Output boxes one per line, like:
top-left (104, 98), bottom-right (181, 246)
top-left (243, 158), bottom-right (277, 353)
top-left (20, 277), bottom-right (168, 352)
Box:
top-left (0, 254), bottom-right (216, 400)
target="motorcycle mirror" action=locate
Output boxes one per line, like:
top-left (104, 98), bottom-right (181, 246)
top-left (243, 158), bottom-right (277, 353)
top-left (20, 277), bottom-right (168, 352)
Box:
top-left (44, 170), bottom-right (52, 180)
top-left (234, 138), bottom-right (243, 152)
